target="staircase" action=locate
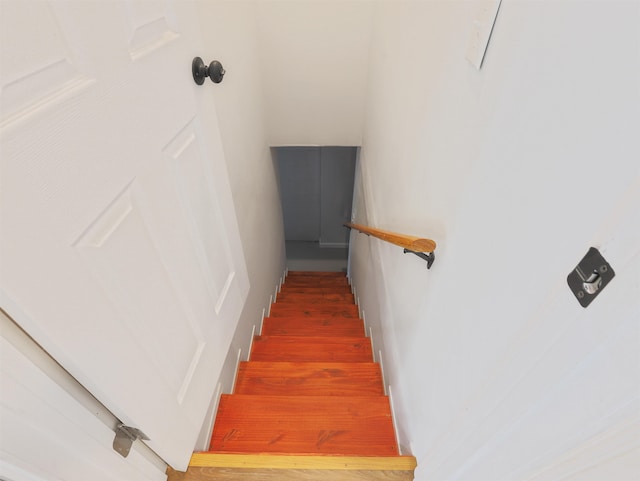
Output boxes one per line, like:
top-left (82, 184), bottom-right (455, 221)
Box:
top-left (168, 271), bottom-right (416, 481)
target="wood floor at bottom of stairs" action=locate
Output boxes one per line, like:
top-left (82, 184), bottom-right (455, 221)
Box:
top-left (167, 453), bottom-right (416, 481)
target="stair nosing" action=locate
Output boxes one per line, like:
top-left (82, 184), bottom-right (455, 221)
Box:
top-left (191, 452), bottom-right (417, 470)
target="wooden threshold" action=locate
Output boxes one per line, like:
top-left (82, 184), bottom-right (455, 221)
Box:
top-left (167, 453), bottom-right (417, 481)
top-left (190, 453), bottom-right (416, 470)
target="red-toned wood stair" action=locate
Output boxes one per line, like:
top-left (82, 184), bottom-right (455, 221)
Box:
top-left (168, 271), bottom-right (416, 481)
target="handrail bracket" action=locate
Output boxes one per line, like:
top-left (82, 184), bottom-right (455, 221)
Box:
top-left (403, 249), bottom-right (435, 269)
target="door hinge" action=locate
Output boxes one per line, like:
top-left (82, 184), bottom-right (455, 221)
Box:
top-left (113, 423), bottom-right (150, 458)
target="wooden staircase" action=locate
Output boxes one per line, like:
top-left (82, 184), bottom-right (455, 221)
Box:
top-left (168, 271), bottom-right (416, 480)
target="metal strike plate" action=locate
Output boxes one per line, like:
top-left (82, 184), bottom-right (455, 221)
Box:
top-left (113, 423), bottom-right (149, 458)
top-left (567, 247), bottom-right (615, 307)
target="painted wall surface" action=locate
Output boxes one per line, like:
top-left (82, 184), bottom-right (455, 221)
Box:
top-left (254, 1), bottom-right (373, 146)
top-left (277, 147), bottom-right (322, 241)
top-left (276, 146), bottom-right (357, 245)
top-left (195, 0), bottom-right (286, 445)
top-left (351, 1), bottom-right (640, 480)
top-left (320, 147), bottom-right (357, 247)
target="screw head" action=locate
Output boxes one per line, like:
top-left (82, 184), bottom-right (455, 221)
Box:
top-left (577, 290), bottom-right (585, 299)
top-left (599, 265), bottom-right (608, 273)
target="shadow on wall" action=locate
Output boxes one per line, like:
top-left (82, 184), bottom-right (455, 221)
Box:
top-left (273, 146), bottom-right (357, 272)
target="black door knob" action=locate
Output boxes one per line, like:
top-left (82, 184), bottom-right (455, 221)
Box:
top-left (192, 57), bottom-right (225, 85)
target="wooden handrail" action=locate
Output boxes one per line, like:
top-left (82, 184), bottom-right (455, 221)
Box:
top-left (344, 222), bottom-right (436, 253)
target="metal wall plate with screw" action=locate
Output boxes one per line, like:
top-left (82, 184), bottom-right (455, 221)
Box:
top-left (567, 247), bottom-right (615, 307)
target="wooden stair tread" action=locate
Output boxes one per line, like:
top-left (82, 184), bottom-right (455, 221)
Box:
top-left (251, 336), bottom-right (373, 362)
top-left (188, 452), bottom-right (416, 470)
top-left (270, 303), bottom-right (359, 318)
top-left (210, 395), bottom-right (398, 456)
top-left (262, 317), bottom-right (365, 337)
top-left (276, 292), bottom-right (355, 304)
top-left (170, 453), bottom-right (416, 481)
top-left (235, 362), bottom-right (383, 396)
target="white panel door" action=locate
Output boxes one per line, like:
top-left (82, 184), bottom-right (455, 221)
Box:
top-left (0, 0), bottom-right (248, 470)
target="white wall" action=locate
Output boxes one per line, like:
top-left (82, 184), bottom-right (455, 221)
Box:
top-left (351, 1), bottom-right (640, 480)
top-left (195, 0), bottom-right (286, 446)
top-left (255, 1), bottom-right (373, 146)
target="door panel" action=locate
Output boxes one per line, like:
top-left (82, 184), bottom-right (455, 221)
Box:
top-left (0, 1), bottom-right (94, 128)
top-left (73, 179), bottom-right (205, 403)
top-left (125, 1), bottom-right (180, 62)
top-left (0, 0), bottom-right (248, 470)
top-left (164, 120), bottom-right (235, 311)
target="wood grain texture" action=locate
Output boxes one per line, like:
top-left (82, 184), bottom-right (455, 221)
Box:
top-left (280, 286), bottom-right (353, 295)
top-left (269, 303), bottom-right (359, 318)
top-left (276, 292), bottom-right (356, 304)
top-left (262, 317), bottom-right (365, 337)
top-left (168, 466), bottom-right (415, 481)
top-left (345, 222), bottom-right (436, 253)
top-left (234, 362), bottom-right (384, 396)
top-left (168, 452), bottom-right (417, 480)
top-left (210, 395), bottom-right (398, 455)
top-left (187, 453), bottom-right (417, 470)
top-left (250, 336), bottom-right (373, 362)
top-left (195, 272), bottom-right (415, 480)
